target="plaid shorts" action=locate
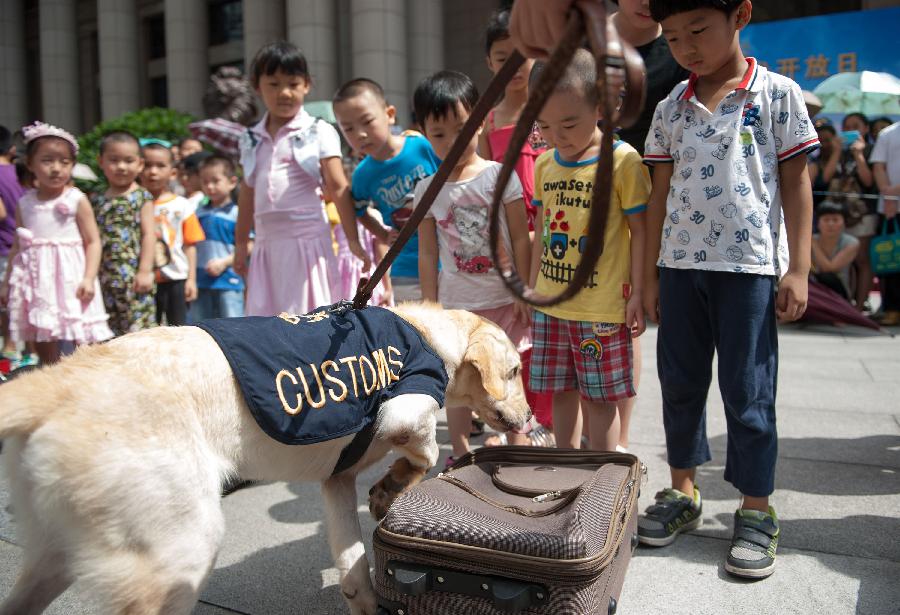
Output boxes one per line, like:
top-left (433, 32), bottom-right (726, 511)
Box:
top-left (530, 311), bottom-right (634, 402)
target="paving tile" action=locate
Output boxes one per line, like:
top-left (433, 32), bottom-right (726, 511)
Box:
top-left (622, 533), bottom-right (900, 615)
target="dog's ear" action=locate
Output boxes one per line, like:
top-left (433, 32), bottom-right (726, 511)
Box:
top-left (463, 332), bottom-right (508, 401)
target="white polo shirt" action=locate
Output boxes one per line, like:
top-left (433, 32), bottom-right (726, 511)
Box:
top-left (644, 58), bottom-right (819, 277)
top-left (869, 121), bottom-right (900, 214)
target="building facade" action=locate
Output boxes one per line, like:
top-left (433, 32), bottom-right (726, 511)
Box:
top-left (1, 0), bottom-right (898, 133)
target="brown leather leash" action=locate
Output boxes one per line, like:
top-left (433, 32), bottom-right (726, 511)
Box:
top-left (352, 2), bottom-right (645, 310)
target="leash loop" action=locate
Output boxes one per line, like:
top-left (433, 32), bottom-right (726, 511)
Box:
top-left (351, 2), bottom-right (645, 310)
top-left (488, 2), bottom-right (646, 307)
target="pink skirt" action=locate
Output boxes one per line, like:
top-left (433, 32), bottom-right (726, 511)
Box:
top-left (334, 223), bottom-right (390, 306)
top-left (472, 303), bottom-right (532, 352)
top-left (7, 240), bottom-right (113, 343)
top-left (245, 223), bottom-right (338, 317)
top-left (473, 303), bottom-right (553, 428)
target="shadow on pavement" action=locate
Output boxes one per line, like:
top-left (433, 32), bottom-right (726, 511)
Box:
top-left (203, 535), bottom-right (347, 615)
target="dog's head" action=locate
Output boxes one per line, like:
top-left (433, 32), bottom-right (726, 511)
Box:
top-left (451, 318), bottom-right (532, 433)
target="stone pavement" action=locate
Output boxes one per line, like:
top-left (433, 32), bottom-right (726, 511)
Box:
top-left (0, 323), bottom-right (897, 614)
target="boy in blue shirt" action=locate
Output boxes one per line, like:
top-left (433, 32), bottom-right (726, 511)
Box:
top-left (191, 155), bottom-right (247, 320)
top-left (641, 0), bottom-right (817, 579)
top-left (333, 79), bottom-right (441, 302)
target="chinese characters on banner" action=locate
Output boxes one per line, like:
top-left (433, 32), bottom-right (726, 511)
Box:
top-left (771, 53), bottom-right (858, 82)
top-left (740, 7), bottom-right (900, 91)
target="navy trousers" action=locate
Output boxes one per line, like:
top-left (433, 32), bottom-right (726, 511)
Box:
top-left (657, 268), bottom-right (778, 497)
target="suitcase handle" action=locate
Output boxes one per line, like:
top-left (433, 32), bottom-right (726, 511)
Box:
top-left (387, 561), bottom-right (548, 613)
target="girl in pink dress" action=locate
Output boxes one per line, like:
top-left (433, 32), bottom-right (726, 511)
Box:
top-left (0, 122), bottom-right (112, 364)
top-left (234, 42), bottom-right (369, 316)
top-left (478, 10), bottom-right (553, 434)
top-left (478, 9), bottom-right (548, 233)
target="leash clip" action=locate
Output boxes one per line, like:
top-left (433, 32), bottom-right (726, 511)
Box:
top-left (329, 300), bottom-right (357, 315)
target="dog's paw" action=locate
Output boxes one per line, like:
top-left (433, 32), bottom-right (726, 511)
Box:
top-left (368, 457), bottom-right (427, 520)
top-left (341, 569), bottom-right (378, 615)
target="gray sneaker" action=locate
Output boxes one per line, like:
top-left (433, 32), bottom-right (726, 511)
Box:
top-left (637, 487), bottom-right (702, 547)
top-left (725, 507), bottom-right (779, 579)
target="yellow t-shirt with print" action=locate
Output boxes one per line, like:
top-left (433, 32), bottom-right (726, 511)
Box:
top-left (532, 141), bottom-right (650, 322)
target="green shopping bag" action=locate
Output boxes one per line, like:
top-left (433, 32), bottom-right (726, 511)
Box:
top-left (870, 218), bottom-right (900, 275)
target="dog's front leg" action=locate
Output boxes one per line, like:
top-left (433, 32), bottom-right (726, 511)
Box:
top-left (369, 394), bottom-right (440, 520)
top-left (321, 473), bottom-right (377, 615)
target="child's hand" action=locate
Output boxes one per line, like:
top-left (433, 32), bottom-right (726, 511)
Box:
top-left (134, 270), bottom-right (154, 294)
top-left (513, 298), bottom-right (532, 326)
top-left (776, 271), bottom-right (808, 322)
top-left (205, 258), bottom-right (227, 277)
top-left (233, 244), bottom-right (249, 277)
top-left (185, 279), bottom-right (198, 303)
top-left (643, 277), bottom-right (660, 325)
top-left (348, 241), bottom-right (372, 270)
top-left (76, 278), bottom-right (95, 303)
top-left (626, 293), bottom-right (646, 338)
top-left (377, 288), bottom-right (394, 307)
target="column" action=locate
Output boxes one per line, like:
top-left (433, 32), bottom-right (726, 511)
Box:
top-left (165, 0), bottom-right (207, 117)
top-left (0, 0), bottom-right (27, 129)
top-left (406, 0), bottom-right (443, 98)
top-left (243, 0), bottom-right (286, 73)
top-left (97, 0), bottom-right (141, 120)
top-left (287, 0), bottom-right (338, 101)
top-left (351, 0), bottom-right (408, 125)
top-left (39, 0), bottom-right (81, 131)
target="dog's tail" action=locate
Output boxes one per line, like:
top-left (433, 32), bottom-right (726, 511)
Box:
top-left (0, 370), bottom-right (48, 438)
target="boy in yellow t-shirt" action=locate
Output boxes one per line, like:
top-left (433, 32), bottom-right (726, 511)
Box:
top-left (528, 49), bottom-right (650, 451)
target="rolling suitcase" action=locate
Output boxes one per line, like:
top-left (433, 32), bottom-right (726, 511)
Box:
top-left (373, 446), bottom-right (643, 615)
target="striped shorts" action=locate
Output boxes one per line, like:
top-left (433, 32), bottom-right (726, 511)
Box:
top-left (529, 311), bottom-right (634, 402)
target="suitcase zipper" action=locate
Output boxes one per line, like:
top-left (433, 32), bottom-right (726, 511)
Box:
top-left (375, 528), bottom-right (615, 584)
top-left (532, 490), bottom-right (564, 503)
top-left (436, 472), bottom-right (578, 516)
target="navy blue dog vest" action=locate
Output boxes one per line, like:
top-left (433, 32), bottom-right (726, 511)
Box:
top-left (197, 305), bottom-right (448, 472)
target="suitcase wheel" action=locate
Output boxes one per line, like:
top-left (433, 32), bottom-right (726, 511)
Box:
top-left (609, 596), bottom-right (618, 615)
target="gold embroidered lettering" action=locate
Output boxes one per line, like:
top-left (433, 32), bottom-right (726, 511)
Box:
top-left (373, 348), bottom-right (390, 389)
top-left (276, 369), bottom-right (302, 415)
top-left (359, 356), bottom-right (378, 395)
top-left (339, 356), bottom-right (360, 397)
top-left (277, 312), bottom-right (301, 325)
top-left (321, 360), bottom-right (348, 402)
top-left (387, 346), bottom-right (404, 382)
top-left (297, 365), bottom-right (327, 409)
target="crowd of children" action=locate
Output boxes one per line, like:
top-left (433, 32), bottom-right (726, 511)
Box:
top-left (3, 0), bottom-right (893, 581)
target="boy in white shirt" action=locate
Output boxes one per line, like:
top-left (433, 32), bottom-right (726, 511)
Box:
top-left (141, 142), bottom-right (205, 325)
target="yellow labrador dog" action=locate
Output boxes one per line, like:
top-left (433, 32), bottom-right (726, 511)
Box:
top-left (0, 303), bottom-right (531, 615)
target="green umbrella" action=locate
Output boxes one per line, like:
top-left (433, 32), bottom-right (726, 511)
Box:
top-left (812, 71), bottom-right (900, 115)
top-left (305, 100), bottom-right (336, 124)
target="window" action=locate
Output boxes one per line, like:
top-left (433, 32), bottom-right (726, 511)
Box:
top-left (145, 14), bottom-right (166, 60)
top-left (209, 0), bottom-right (243, 45)
top-left (150, 76), bottom-right (168, 108)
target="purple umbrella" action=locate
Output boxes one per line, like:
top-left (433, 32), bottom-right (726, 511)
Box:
top-left (800, 278), bottom-right (885, 331)
top-left (188, 118), bottom-right (246, 158)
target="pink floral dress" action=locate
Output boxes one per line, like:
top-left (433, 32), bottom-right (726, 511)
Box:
top-left (7, 187), bottom-right (113, 343)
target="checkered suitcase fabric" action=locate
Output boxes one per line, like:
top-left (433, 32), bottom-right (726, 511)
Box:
top-left (373, 448), bottom-right (640, 614)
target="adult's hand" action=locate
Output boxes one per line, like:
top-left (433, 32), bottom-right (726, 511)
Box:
top-left (509, 0), bottom-right (575, 59)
